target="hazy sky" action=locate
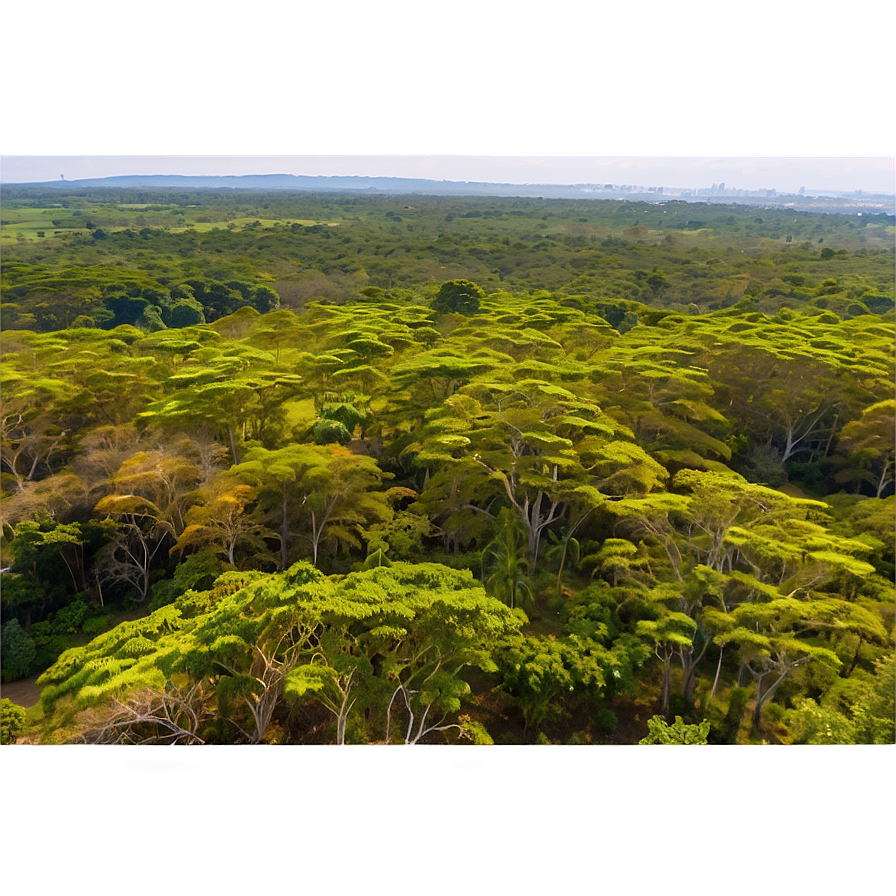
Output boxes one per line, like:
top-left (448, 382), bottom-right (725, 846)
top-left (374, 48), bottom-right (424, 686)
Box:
top-left (4, 5), bottom-right (894, 200)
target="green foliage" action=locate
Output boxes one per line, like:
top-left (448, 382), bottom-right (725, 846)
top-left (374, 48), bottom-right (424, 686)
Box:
top-left (432, 279), bottom-right (485, 315)
top-left (34, 561), bottom-right (524, 744)
top-left (639, 715), bottom-right (710, 744)
top-left (26, 600), bottom-right (93, 671)
top-left (458, 715), bottom-right (494, 745)
top-left (165, 298), bottom-right (206, 328)
top-left (1, 620), bottom-right (36, 682)
top-left (313, 418), bottom-right (352, 445)
top-left (149, 550), bottom-right (223, 611)
top-left (787, 697), bottom-right (860, 744)
top-left (1, 698), bottom-right (27, 744)
top-left (787, 653), bottom-right (895, 744)
top-left (498, 595), bottom-right (647, 731)
top-left (718, 687), bottom-right (750, 744)
top-left (857, 655), bottom-right (896, 744)
top-left (481, 508), bottom-right (532, 610)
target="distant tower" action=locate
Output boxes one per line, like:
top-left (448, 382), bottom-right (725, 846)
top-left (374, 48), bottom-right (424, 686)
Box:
top-left (718, 182), bottom-right (725, 193)
top-left (60, 174), bottom-right (65, 180)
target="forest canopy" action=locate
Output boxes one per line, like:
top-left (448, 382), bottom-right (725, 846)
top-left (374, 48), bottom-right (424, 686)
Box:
top-left (1, 188), bottom-right (893, 746)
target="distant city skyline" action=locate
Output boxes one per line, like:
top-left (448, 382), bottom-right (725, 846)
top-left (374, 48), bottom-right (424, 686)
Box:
top-left (2, 156), bottom-right (893, 196)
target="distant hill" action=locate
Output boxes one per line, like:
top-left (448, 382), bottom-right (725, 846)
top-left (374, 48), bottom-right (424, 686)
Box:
top-left (10, 173), bottom-right (594, 196)
top-left (5, 173), bottom-right (894, 214)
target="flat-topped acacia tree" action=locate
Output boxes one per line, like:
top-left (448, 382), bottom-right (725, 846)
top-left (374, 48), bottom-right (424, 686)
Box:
top-left (35, 561), bottom-right (524, 745)
top-left (232, 443), bottom-right (392, 570)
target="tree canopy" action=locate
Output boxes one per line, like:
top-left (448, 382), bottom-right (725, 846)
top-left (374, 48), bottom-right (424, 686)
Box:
top-left (3, 188), bottom-right (893, 745)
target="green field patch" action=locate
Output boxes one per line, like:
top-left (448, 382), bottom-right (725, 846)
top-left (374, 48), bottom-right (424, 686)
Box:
top-left (169, 217), bottom-right (339, 234)
top-left (168, 223), bottom-right (230, 233)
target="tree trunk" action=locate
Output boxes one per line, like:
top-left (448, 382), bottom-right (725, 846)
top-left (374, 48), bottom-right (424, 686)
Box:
top-left (682, 662), bottom-right (698, 706)
top-left (312, 513), bottom-right (320, 567)
top-left (661, 656), bottom-right (671, 718)
top-left (751, 669), bottom-right (788, 730)
top-left (249, 688), bottom-right (280, 744)
top-left (228, 427), bottom-right (239, 465)
top-left (528, 523), bottom-right (540, 573)
top-left (679, 636), bottom-right (711, 706)
top-left (334, 680), bottom-right (356, 746)
top-left (876, 462), bottom-right (893, 499)
top-left (708, 644), bottom-right (724, 702)
top-left (752, 687), bottom-right (766, 730)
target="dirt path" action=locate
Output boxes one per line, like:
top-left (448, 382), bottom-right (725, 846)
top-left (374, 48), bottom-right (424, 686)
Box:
top-left (1, 675), bottom-right (42, 709)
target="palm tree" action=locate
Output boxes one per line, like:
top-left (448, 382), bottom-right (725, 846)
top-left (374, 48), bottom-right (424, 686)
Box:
top-left (481, 508), bottom-right (532, 610)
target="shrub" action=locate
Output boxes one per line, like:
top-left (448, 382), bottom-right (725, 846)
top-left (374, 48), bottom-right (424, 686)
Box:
top-left (1, 699), bottom-right (27, 744)
top-left (458, 716), bottom-right (494, 745)
top-left (788, 697), bottom-right (856, 744)
top-left (1, 620), bottom-right (36, 682)
top-left (639, 715), bottom-right (710, 744)
top-left (28, 599), bottom-right (91, 670)
top-left (313, 418), bottom-right (352, 445)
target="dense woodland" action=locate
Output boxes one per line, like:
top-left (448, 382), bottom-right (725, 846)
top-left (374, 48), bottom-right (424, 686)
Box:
top-left (1, 188), bottom-right (894, 745)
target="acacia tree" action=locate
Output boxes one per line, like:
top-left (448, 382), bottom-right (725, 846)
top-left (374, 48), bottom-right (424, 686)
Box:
top-left (636, 607), bottom-right (698, 718)
top-left (93, 447), bottom-right (203, 600)
top-left (7, 520), bottom-right (91, 596)
top-left (589, 348), bottom-right (732, 467)
top-left (284, 641), bottom-right (374, 745)
top-left (201, 562), bottom-right (523, 744)
top-left (35, 561), bottom-right (523, 745)
top-left (834, 400), bottom-right (895, 498)
top-left (358, 564), bottom-right (523, 744)
top-left (707, 594), bottom-right (852, 731)
top-left (233, 444), bottom-right (392, 569)
top-left (139, 347), bottom-right (303, 462)
top-left (609, 469), bottom-right (878, 710)
top-left (232, 445), bottom-right (324, 571)
top-left (390, 348), bottom-right (503, 405)
top-left (702, 342), bottom-right (868, 465)
top-left (408, 379), bottom-right (640, 572)
top-left (174, 474), bottom-right (269, 567)
top-left (702, 520), bottom-right (883, 730)
top-left (0, 362), bottom-right (79, 494)
top-left (298, 446), bottom-right (393, 566)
